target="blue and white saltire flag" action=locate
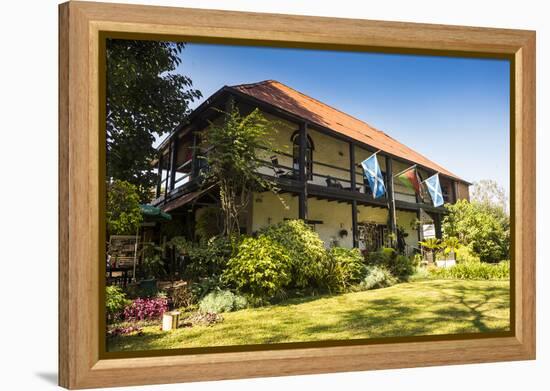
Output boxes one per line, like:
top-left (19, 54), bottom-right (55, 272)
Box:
top-left (425, 173), bottom-right (444, 207)
top-left (361, 153), bottom-right (386, 199)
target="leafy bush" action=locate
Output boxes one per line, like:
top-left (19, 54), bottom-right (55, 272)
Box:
top-left (166, 284), bottom-right (197, 309)
top-left (140, 243), bottom-right (165, 279)
top-left (198, 290), bottom-right (248, 313)
top-left (195, 207), bottom-right (222, 240)
top-left (123, 297), bottom-right (168, 321)
top-left (408, 266), bottom-right (431, 282)
top-left (260, 220), bottom-right (327, 288)
top-left (105, 286), bottom-right (131, 323)
top-left (106, 180), bottom-right (143, 235)
top-left (170, 236), bottom-right (235, 279)
top-left (365, 247), bottom-right (415, 280)
top-left (455, 245), bottom-right (481, 263)
top-left (321, 247), bottom-right (367, 293)
top-left (356, 266), bottom-right (397, 291)
top-left (443, 199), bottom-right (509, 263)
top-left (428, 260), bottom-right (509, 280)
top-left (190, 276), bottom-right (226, 301)
top-left (223, 235), bottom-right (292, 298)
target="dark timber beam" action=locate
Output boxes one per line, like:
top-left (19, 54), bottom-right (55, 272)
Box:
top-left (385, 156), bottom-right (397, 240)
top-left (169, 138), bottom-right (178, 190)
top-left (190, 132), bottom-right (198, 178)
top-left (155, 153), bottom-right (163, 198)
top-left (164, 142), bottom-right (173, 199)
top-left (351, 200), bottom-right (358, 248)
top-left (350, 143), bottom-right (359, 247)
top-left (434, 213), bottom-right (442, 239)
top-left (298, 122), bottom-right (308, 220)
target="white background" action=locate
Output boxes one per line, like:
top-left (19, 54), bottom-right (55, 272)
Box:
top-left (0, 0), bottom-right (547, 389)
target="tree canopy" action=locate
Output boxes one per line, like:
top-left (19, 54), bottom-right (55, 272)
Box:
top-left (106, 40), bottom-right (202, 201)
top-left (471, 179), bottom-right (508, 214)
top-left (106, 180), bottom-right (143, 235)
top-left (442, 199), bottom-right (509, 263)
top-left (199, 104), bottom-right (281, 236)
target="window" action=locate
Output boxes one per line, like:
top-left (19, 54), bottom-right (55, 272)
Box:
top-left (291, 131), bottom-right (314, 180)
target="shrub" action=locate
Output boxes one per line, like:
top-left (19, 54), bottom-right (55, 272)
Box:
top-left (223, 235), bottom-right (292, 298)
top-left (166, 284), bottom-right (197, 309)
top-left (123, 297), bottom-right (168, 321)
top-left (321, 247), bottom-right (367, 293)
top-left (105, 286), bottom-right (131, 323)
top-left (198, 290), bottom-right (247, 313)
top-left (260, 220), bottom-right (327, 288)
top-left (442, 199), bottom-right (509, 262)
top-left (357, 266), bottom-right (397, 291)
top-left (408, 266), bottom-right (431, 282)
top-left (365, 247), bottom-right (415, 280)
top-left (429, 260), bottom-right (509, 280)
top-left (170, 235), bottom-right (235, 279)
top-left (455, 245), bottom-right (481, 263)
top-left (195, 207), bottom-right (222, 240)
top-left (190, 276), bottom-right (226, 301)
top-left (106, 180), bottom-right (142, 236)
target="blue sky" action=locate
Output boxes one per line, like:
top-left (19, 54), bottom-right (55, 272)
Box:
top-left (173, 43), bottom-right (510, 193)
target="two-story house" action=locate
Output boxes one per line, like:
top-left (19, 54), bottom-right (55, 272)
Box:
top-left (151, 80), bottom-right (470, 252)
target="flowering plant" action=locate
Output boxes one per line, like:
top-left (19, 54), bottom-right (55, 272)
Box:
top-left (123, 297), bottom-right (168, 321)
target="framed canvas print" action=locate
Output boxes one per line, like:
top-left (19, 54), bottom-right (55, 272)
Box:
top-left (58, 1), bottom-right (536, 389)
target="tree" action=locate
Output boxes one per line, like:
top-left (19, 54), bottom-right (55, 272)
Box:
top-left (106, 180), bottom-right (143, 235)
top-left (442, 199), bottom-right (509, 263)
top-left (200, 104), bottom-right (280, 236)
top-left (106, 40), bottom-right (202, 201)
top-left (471, 179), bottom-right (508, 214)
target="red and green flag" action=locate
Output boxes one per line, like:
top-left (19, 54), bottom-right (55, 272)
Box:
top-left (396, 166), bottom-right (424, 199)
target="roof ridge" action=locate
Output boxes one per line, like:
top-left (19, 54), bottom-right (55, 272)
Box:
top-left (229, 79), bottom-right (276, 89)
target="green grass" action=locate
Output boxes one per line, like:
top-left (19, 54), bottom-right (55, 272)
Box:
top-left (107, 279), bottom-right (510, 352)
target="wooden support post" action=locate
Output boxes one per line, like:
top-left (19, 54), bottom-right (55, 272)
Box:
top-left (385, 156), bottom-right (397, 240)
top-left (164, 142), bottom-right (172, 200)
top-left (349, 143), bottom-right (358, 247)
top-left (190, 131), bottom-right (198, 178)
top-left (169, 138), bottom-right (178, 190)
top-left (451, 181), bottom-right (458, 203)
top-left (434, 213), bottom-right (442, 239)
top-left (155, 153), bottom-right (162, 198)
top-left (349, 142), bottom-right (356, 190)
top-left (416, 209), bottom-right (422, 242)
top-left (298, 122), bottom-right (308, 220)
top-left (351, 200), bottom-right (358, 248)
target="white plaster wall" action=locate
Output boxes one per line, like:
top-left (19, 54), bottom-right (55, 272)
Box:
top-left (307, 129), bottom-right (351, 186)
top-left (357, 204), bottom-right (388, 225)
top-left (250, 192), bottom-right (298, 232)
top-left (396, 209), bottom-right (420, 249)
top-left (308, 198), bottom-right (353, 248)
top-left (251, 192), bottom-right (354, 248)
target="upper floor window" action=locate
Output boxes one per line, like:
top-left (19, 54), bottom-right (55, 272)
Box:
top-left (291, 131), bottom-right (314, 180)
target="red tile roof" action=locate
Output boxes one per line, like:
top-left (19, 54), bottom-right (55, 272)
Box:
top-left (231, 80), bottom-right (463, 181)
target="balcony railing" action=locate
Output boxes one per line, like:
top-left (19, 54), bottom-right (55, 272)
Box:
top-left (156, 146), bottom-right (452, 208)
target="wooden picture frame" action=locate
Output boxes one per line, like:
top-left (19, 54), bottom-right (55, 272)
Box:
top-left (59, 1), bottom-right (536, 389)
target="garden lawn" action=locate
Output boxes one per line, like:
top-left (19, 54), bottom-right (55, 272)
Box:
top-left (107, 279), bottom-right (510, 352)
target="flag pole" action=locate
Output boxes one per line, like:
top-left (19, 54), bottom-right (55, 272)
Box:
top-left (393, 164), bottom-right (417, 178)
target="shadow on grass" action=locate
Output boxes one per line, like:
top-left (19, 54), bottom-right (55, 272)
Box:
top-left (107, 280), bottom-right (510, 352)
